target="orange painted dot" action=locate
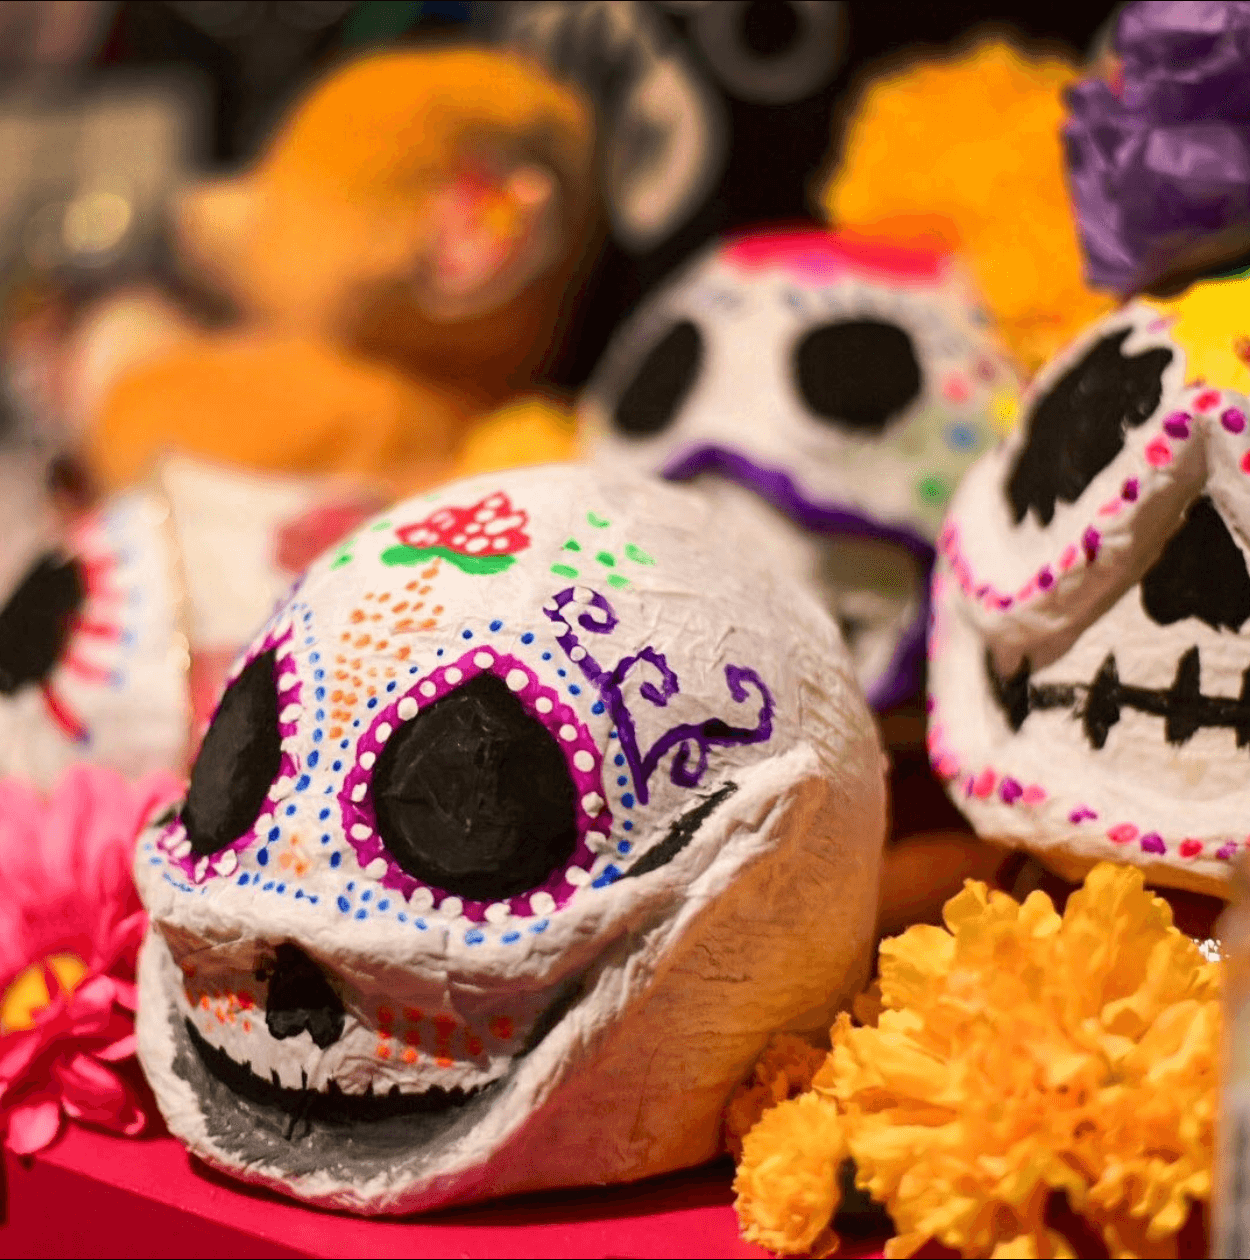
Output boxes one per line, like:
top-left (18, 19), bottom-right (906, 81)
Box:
top-left (363, 592), bottom-right (374, 600)
top-left (404, 1027), bottom-right (421, 1047)
top-left (433, 605), bottom-right (444, 615)
top-left (242, 1019), bottom-right (251, 1033)
top-left (436, 1056), bottom-right (453, 1069)
top-left (397, 646), bottom-right (411, 660)
top-left (376, 1042), bottom-right (392, 1060)
top-left (350, 609), bottom-right (365, 624)
top-left (489, 1015), bottom-right (514, 1040)
top-left (340, 632), bottom-right (351, 642)
top-left (466, 1035), bottom-right (483, 1056)
top-left (418, 618), bottom-right (437, 631)
top-left (376, 641), bottom-right (389, 651)
top-left (406, 580), bottom-right (419, 591)
top-left (378, 1006), bottom-right (394, 1026)
top-left (200, 994), bottom-right (210, 1009)
top-left (421, 565), bottom-right (439, 579)
top-left (378, 592), bottom-right (391, 603)
top-left (370, 613), bottom-right (382, 623)
top-left (335, 670), bottom-right (349, 681)
top-left (351, 659), bottom-right (362, 670)
top-left (329, 726), bottom-right (343, 739)
top-left (419, 585), bottom-right (432, 596)
top-left (354, 635), bottom-right (371, 649)
top-left (402, 1047), bottom-right (418, 1064)
top-left (394, 618), bottom-right (414, 633)
top-left (393, 601), bottom-right (409, 613)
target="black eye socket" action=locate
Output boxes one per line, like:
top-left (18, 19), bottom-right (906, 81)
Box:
top-left (793, 320), bottom-right (923, 433)
top-left (1007, 329), bottom-right (1173, 526)
top-left (612, 319), bottom-right (704, 437)
top-left (0, 552), bottom-right (85, 695)
top-left (370, 672), bottom-right (578, 902)
top-left (182, 649), bottom-right (283, 857)
top-left (1141, 495), bottom-right (1250, 631)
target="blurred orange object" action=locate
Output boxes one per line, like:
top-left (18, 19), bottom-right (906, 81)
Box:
top-left (88, 48), bottom-right (597, 496)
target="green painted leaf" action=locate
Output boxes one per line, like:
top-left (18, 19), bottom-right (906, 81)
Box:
top-left (551, 563), bottom-right (579, 578)
top-left (624, 543), bottom-right (654, 565)
top-left (587, 511), bottom-right (610, 528)
top-left (381, 544), bottom-right (515, 574)
top-left (562, 538), bottom-right (582, 552)
top-left (607, 574), bottom-right (630, 589)
top-left (595, 550), bottom-right (616, 567)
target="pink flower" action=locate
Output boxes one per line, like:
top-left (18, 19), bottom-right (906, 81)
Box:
top-left (0, 765), bottom-right (182, 1155)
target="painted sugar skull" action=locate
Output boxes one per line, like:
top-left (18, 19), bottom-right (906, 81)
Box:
top-left (0, 451), bottom-right (189, 786)
top-left (134, 464), bottom-right (886, 1213)
top-left (581, 227), bottom-right (1020, 708)
top-left (928, 279), bottom-right (1250, 896)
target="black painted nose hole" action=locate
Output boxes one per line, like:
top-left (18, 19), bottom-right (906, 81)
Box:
top-left (793, 319), bottom-right (922, 433)
top-left (370, 672), bottom-right (578, 902)
top-left (612, 319), bottom-right (704, 437)
top-left (265, 943), bottom-right (345, 1050)
top-left (0, 552), bottom-right (86, 695)
top-left (1006, 329), bottom-right (1173, 526)
top-left (1141, 495), bottom-right (1250, 631)
top-left (181, 649), bottom-right (283, 856)
top-left (743, 0), bottom-right (799, 56)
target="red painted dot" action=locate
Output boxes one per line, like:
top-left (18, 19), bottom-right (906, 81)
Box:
top-left (972, 769), bottom-right (996, 799)
top-left (1179, 839), bottom-right (1203, 859)
top-left (1195, 389), bottom-right (1221, 411)
top-left (1240, 450), bottom-right (1250, 474)
top-left (1107, 823), bottom-right (1138, 845)
top-left (1145, 437), bottom-right (1172, 466)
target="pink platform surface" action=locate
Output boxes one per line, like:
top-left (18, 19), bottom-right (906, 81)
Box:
top-left (0, 1122), bottom-right (890, 1259)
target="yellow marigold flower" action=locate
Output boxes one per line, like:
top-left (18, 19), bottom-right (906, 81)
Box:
top-left (820, 37), bottom-right (1115, 376)
top-left (821, 863), bottom-right (1218, 1259)
top-left (734, 1091), bottom-right (848, 1257)
top-left (724, 1033), bottom-right (828, 1159)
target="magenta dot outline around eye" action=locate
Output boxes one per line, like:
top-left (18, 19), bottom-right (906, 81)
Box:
top-left (338, 643), bottom-right (611, 922)
top-left (156, 619), bottom-right (302, 885)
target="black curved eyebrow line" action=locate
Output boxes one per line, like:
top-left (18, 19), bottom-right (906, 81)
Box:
top-left (623, 782), bottom-right (738, 880)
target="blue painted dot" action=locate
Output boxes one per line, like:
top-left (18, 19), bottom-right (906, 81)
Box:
top-left (341, 739), bottom-right (350, 749)
top-left (617, 775), bottom-right (628, 786)
top-left (386, 681), bottom-right (397, 692)
top-left (315, 686), bottom-right (326, 701)
top-left (284, 803), bottom-right (297, 816)
top-left (314, 669), bottom-right (325, 681)
top-left (610, 728), bottom-right (618, 739)
top-left (347, 882), bottom-right (355, 891)
top-left (295, 888), bottom-right (304, 899)
top-left (462, 629), bottom-right (473, 639)
top-left (614, 754), bottom-right (625, 767)
top-left (409, 665), bottom-right (420, 673)
top-left (324, 785), bottom-right (334, 794)
top-left (263, 881), bottom-right (275, 891)
top-left (268, 826), bottom-right (280, 842)
top-left (320, 834), bottom-right (330, 845)
top-left (502, 930), bottom-right (521, 944)
top-left (521, 632), bottom-right (534, 645)
top-left (436, 649), bottom-right (444, 658)
top-left (355, 908), bottom-right (368, 920)
top-left (310, 651), bottom-right (321, 663)
top-left (465, 929), bottom-right (485, 945)
top-left (557, 668), bottom-right (566, 677)
top-left (617, 840), bottom-right (632, 854)
top-left (315, 708), bottom-right (326, 721)
top-left (304, 636), bottom-right (314, 647)
top-left (489, 619), bottom-right (503, 632)
top-left (531, 918), bottom-right (550, 933)
top-left (296, 774), bottom-right (311, 791)
top-left (238, 873), bottom-right (250, 886)
top-left (308, 751), bottom-right (320, 768)
top-left (309, 895), bottom-right (319, 905)
top-left (313, 729), bottom-right (324, 744)
top-left (415, 918), bottom-right (428, 930)
top-left (397, 912), bottom-right (407, 922)
top-left (945, 421), bottom-right (978, 451)
top-left (623, 820), bottom-right (634, 831)
top-left (542, 651), bottom-right (552, 661)
top-left (276, 883), bottom-right (286, 894)
top-left (592, 701), bottom-right (605, 715)
top-left (568, 684), bottom-right (581, 695)
top-left (319, 807), bottom-right (331, 820)
top-left (378, 899), bottom-right (390, 911)
top-left (330, 851), bottom-right (342, 868)
top-left (332, 760), bottom-right (343, 772)
top-left (592, 865), bottom-right (621, 888)
top-left (352, 720), bottom-right (361, 728)
top-left (622, 793), bottom-right (635, 809)
top-left (367, 697), bottom-right (378, 709)
top-left (360, 890), bottom-right (371, 903)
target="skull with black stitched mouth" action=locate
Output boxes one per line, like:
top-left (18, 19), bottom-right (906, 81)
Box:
top-left (580, 227), bottom-right (1021, 709)
top-left (0, 449), bottom-right (189, 786)
top-left (133, 463), bottom-right (886, 1214)
top-left (927, 278), bottom-right (1250, 896)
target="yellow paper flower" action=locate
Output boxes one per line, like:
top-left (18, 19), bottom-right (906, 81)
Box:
top-left (724, 1032), bottom-right (828, 1160)
top-left (734, 1090), bottom-right (848, 1257)
top-left (820, 38), bottom-right (1115, 376)
top-left (826, 863), bottom-right (1218, 1258)
top-left (731, 863), bottom-right (1218, 1259)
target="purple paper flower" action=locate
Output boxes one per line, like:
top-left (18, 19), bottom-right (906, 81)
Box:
top-left (1064, 2), bottom-right (1250, 293)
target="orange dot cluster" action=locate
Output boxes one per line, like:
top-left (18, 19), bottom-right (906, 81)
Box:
top-left (371, 1003), bottom-right (513, 1065)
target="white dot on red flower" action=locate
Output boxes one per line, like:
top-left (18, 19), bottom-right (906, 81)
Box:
top-left (492, 537), bottom-right (508, 549)
top-left (484, 514), bottom-right (524, 536)
top-left (465, 522), bottom-right (482, 534)
top-left (465, 536), bottom-right (489, 553)
top-left (452, 534), bottom-right (467, 546)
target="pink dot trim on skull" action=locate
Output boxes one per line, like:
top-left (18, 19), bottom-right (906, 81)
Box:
top-left (158, 619), bottom-right (302, 885)
top-left (338, 644), bottom-right (611, 922)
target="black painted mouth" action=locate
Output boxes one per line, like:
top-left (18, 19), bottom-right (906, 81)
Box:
top-left (186, 1019), bottom-right (497, 1134)
top-left (987, 645), bottom-right (1250, 750)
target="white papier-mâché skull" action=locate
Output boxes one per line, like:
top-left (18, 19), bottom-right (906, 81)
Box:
top-left (581, 227), bottom-right (1021, 708)
top-left (135, 463), bottom-right (886, 1214)
top-left (0, 448), bottom-right (189, 786)
top-left (928, 284), bottom-right (1250, 896)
